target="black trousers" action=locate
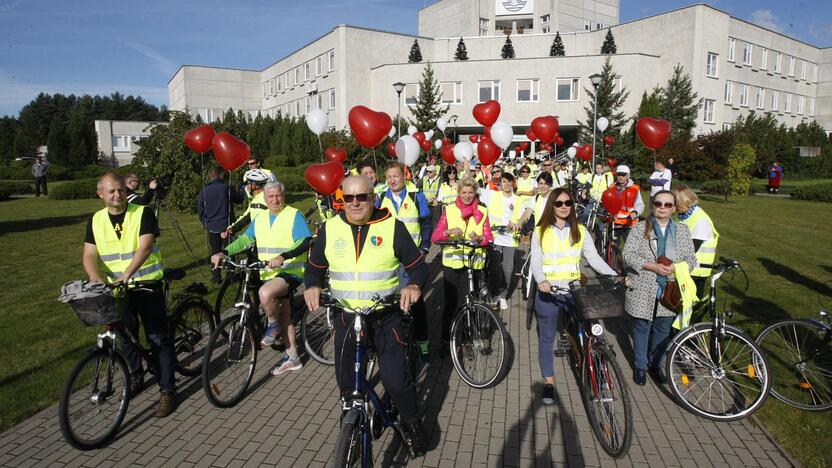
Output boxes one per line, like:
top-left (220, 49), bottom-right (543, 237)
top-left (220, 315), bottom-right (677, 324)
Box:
top-left (34, 176), bottom-right (47, 196)
top-left (207, 231), bottom-right (225, 279)
top-left (333, 309), bottom-right (419, 424)
top-left (120, 285), bottom-right (175, 393)
top-left (441, 266), bottom-right (484, 342)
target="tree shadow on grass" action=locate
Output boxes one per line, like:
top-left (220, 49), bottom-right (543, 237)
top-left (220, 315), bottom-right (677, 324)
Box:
top-left (0, 214), bottom-right (91, 236)
top-left (758, 257), bottom-right (832, 298)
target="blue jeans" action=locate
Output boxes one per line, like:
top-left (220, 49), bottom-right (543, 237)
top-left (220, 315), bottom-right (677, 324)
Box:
top-left (120, 286), bottom-right (175, 393)
top-left (535, 291), bottom-right (574, 378)
top-left (631, 313), bottom-right (675, 371)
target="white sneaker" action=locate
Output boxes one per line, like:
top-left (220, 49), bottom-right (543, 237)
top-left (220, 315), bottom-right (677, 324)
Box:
top-left (498, 298), bottom-right (508, 310)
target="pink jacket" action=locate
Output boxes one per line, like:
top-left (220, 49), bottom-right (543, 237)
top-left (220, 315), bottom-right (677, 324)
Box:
top-left (431, 197), bottom-right (493, 246)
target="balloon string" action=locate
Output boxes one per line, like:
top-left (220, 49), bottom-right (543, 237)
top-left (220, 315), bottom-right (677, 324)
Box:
top-left (317, 135), bottom-right (324, 163)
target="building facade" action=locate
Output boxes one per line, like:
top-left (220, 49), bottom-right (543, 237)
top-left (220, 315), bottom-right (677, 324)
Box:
top-left (94, 120), bottom-right (168, 166)
top-left (168, 2), bottom-right (830, 148)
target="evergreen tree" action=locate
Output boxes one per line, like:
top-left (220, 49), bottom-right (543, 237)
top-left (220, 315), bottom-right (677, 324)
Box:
top-left (578, 57), bottom-right (629, 144)
top-left (659, 63), bottom-right (700, 140)
top-left (408, 39), bottom-right (423, 63)
top-left (501, 35), bottom-right (515, 59)
top-left (409, 63), bottom-right (449, 138)
top-left (46, 118), bottom-right (69, 166)
top-left (638, 89), bottom-right (662, 118)
top-left (454, 37), bottom-right (469, 61)
top-left (550, 31), bottom-right (565, 57)
top-left (600, 29), bottom-right (617, 55)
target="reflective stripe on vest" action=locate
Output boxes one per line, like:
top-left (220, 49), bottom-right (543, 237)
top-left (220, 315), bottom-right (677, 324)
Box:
top-left (439, 183), bottom-right (457, 205)
top-left (614, 184), bottom-right (640, 226)
top-left (324, 215), bottom-right (400, 308)
top-left (254, 206), bottom-right (307, 281)
top-left (442, 204), bottom-right (487, 269)
top-left (682, 208), bottom-right (719, 277)
top-left (380, 191), bottom-right (421, 246)
top-left (92, 204), bottom-right (164, 282)
top-left (538, 224), bottom-right (586, 282)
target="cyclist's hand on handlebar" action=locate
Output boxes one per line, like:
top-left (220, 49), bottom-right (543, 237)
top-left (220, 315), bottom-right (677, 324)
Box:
top-left (445, 227), bottom-right (463, 237)
top-left (469, 232), bottom-right (482, 243)
top-left (210, 252), bottom-right (225, 269)
top-left (268, 255), bottom-right (285, 269)
top-left (304, 286), bottom-right (321, 312)
top-left (537, 281), bottom-right (552, 294)
top-left (400, 284), bottom-right (421, 312)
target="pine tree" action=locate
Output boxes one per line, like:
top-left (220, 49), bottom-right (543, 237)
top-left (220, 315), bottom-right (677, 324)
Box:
top-left (578, 57), bottom-right (629, 144)
top-left (46, 118), bottom-right (69, 166)
top-left (600, 29), bottom-right (617, 55)
top-left (638, 89), bottom-right (662, 118)
top-left (659, 63), bottom-right (700, 140)
top-left (550, 32), bottom-right (565, 57)
top-left (408, 39), bottom-right (423, 63)
top-left (409, 63), bottom-right (449, 139)
top-left (454, 37), bottom-right (469, 61)
top-left (501, 35), bottom-right (515, 59)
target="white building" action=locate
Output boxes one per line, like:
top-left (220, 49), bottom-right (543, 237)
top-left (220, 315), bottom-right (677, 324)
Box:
top-left (94, 120), bottom-right (168, 166)
top-left (168, 2), bottom-right (830, 147)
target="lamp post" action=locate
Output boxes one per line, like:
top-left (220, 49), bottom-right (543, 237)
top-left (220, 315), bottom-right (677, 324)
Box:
top-left (393, 82), bottom-right (405, 139)
top-left (589, 73), bottom-right (602, 169)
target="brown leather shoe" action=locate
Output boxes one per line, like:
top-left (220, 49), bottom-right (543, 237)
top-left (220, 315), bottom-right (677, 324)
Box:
top-left (154, 391), bottom-right (176, 418)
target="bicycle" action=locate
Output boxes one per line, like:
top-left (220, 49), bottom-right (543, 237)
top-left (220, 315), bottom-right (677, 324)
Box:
top-left (549, 276), bottom-right (633, 458)
top-left (328, 293), bottom-right (422, 467)
top-left (755, 306), bottom-right (831, 411)
top-left (435, 239), bottom-right (510, 389)
top-left (58, 270), bottom-right (214, 450)
top-left (664, 257), bottom-right (771, 421)
top-left (591, 212), bottom-right (627, 275)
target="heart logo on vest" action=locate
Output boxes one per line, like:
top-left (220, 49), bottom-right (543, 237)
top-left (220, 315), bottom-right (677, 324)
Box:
top-left (403, 202), bottom-right (409, 210)
top-left (370, 235), bottom-right (383, 247)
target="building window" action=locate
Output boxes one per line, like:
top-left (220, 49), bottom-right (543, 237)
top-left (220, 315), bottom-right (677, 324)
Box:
top-left (329, 50), bottom-right (335, 71)
top-left (727, 38), bottom-right (735, 62)
top-left (304, 63), bottom-right (310, 81)
top-left (278, 75), bottom-right (284, 92)
top-left (263, 82), bottom-right (268, 97)
top-left (739, 84), bottom-right (749, 107)
top-left (112, 135), bottom-right (130, 151)
top-left (788, 56), bottom-right (795, 76)
top-left (316, 93), bottom-right (323, 109)
top-left (304, 97), bottom-right (310, 113)
top-left (813, 64), bottom-right (818, 82)
top-left (800, 61), bottom-right (807, 80)
top-left (269, 78), bottom-right (276, 95)
top-left (706, 53), bottom-right (718, 77)
top-left (556, 78), bottom-right (579, 101)
top-left (405, 83), bottom-right (420, 106)
top-left (743, 43), bottom-right (753, 65)
top-left (584, 21), bottom-right (591, 31)
top-left (722, 123), bottom-right (732, 131)
top-left (329, 89), bottom-right (336, 110)
top-left (541, 14), bottom-right (550, 22)
top-left (756, 88), bottom-right (765, 109)
top-left (724, 81), bottom-right (733, 105)
top-left (295, 100), bottom-right (301, 116)
top-left (516, 79), bottom-right (539, 102)
top-left (797, 95), bottom-right (804, 115)
top-left (478, 80), bottom-right (500, 102)
top-left (479, 18), bottom-right (488, 36)
top-left (440, 82), bottom-right (462, 104)
top-left (595, 23), bottom-right (607, 30)
top-left (703, 99), bottom-right (715, 123)
top-left (771, 91), bottom-right (779, 111)
top-left (294, 68), bottom-right (300, 85)
top-left (809, 97), bottom-right (815, 116)
top-left (774, 52), bottom-right (782, 73)
top-left (316, 56), bottom-right (323, 76)
top-left (784, 93), bottom-right (791, 113)
top-left (760, 48), bottom-right (768, 69)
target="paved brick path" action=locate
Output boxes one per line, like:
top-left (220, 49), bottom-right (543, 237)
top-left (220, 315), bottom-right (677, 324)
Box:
top-left (0, 250), bottom-right (796, 467)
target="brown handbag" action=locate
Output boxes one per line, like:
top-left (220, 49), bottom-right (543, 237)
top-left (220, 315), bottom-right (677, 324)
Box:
top-left (657, 256), bottom-right (682, 312)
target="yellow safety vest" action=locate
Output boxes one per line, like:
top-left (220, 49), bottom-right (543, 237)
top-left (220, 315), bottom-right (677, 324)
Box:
top-left (533, 192), bottom-right (551, 224)
top-left (324, 215), bottom-right (400, 308)
top-left (528, 163), bottom-right (538, 175)
top-left (576, 173), bottom-right (592, 185)
top-left (374, 183), bottom-right (387, 195)
top-left (538, 224), bottom-right (586, 282)
top-left (681, 207), bottom-right (719, 277)
top-left (316, 198), bottom-right (334, 222)
top-left (442, 204), bottom-right (487, 270)
top-left (590, 173), bottom-right (614, 200)
top-left (421, 177), bottom-right (440, 202)
top-left (488, 191), bottom-right (525, 247)
top-left (254, 206), bottom-right (307, 281)
top-left (517, 176), bottom-right (535, 194)
top-left (438, 183), bottom-right (457, 205)
top-left (91, 204), bottom-right (164, 282)
top-left (380, 190), bottom-right (422, 246)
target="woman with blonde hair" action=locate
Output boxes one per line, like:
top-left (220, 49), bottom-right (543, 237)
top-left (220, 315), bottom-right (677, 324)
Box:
top-left (673, 185), bottom-right (719, 294)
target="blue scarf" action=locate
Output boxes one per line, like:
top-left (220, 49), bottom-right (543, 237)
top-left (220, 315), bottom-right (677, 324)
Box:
top-left (677, 205), bottom-right (698, 221)
top-left (653, 217), bottom-right (677, 299)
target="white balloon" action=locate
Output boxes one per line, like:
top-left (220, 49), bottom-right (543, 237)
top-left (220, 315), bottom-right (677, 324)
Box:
top-left (596, 117), bottom-right (609, 132)
top-left (388, 126), bottom-right (397, 138)
top-left (395, 135), bottom-right (420, 166)
top-left (305, 109), bottom-right (328, 136)
top-left (490, 120), bottom-right (513, 150)
top-left (407, 125), bottom-right (417, 136)
top-left (453, 142), bottom-right (474, 162)
top-left (434, 139), bottom-right (442, 150)
top-left (436, 117), bottom-right (447, 131)
top-left (567, 147), bottom-right (577, 158)
top-left (426, 130), bottom-right (434, 139)
top-left (572, 142), bottom-right (580, 147)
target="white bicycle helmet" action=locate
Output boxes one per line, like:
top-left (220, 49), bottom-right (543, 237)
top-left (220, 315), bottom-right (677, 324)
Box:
top-left (244, 169), bottom-right (270, 186)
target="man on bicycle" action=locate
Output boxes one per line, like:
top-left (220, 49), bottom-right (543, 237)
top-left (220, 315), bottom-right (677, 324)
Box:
top-left (212, 181), bottom-right (312, 376)
top-left (82, 173), bottom-right (176, 417)
top-left (222, 168), bottom-right (271, 239)
top-left (303, 175), bottom-right (429, 457)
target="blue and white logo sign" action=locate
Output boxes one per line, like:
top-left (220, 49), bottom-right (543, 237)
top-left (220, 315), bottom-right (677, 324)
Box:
top-left (496, 0), bottom-right (533, 16)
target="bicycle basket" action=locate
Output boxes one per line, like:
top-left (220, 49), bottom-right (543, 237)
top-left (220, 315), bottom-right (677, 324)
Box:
top-left (570, 277), bottom-right (626, 320)
top-left (59, 280), bottom-right (125, 327)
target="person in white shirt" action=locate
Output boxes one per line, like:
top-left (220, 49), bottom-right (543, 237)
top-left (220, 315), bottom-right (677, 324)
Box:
top-left (648, 160), bottom-right (672, 197)
top-left (555, 163), bottom-right (570, 189)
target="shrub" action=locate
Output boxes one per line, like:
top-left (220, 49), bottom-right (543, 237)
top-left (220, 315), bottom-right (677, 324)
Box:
top-left (279, 173), bottom-right (309, 193)
top-left (700, 180), bottom-right (729, 195)
top-left (790, 183), bottom-right (832, 203)
top-left (726, 144), bottom-right (755, 196)
top-left (49, 179), bottom-right (99, 200)
top-left (68, 165), bottom-right (110, 180)
top-left (0, 181), bottom-right (34, 200)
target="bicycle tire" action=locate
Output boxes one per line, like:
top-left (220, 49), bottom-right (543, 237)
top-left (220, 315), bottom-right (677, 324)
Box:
top-left (333, 408), bottom-right (367, 468)
top-left (171, 297), bottom-right (216, 377)
top-left (214, 274), bottom-right (255, 320)
top-left (580, 344), bottom-right (633, 458)
top-left (302, 306), bottom-right (335, 366)
top-left (521, 258), bottom-right (533, 301)
top-left (665, 322), bottom-right (770, 421)
top-left (59, 348), bottom-right (130, 451)
top-left (450, 302), bottom-right (510, 389)
top-left (201, 313), bottom-right (257, 408)
top-left (756, 319), bottom-right (832, 411)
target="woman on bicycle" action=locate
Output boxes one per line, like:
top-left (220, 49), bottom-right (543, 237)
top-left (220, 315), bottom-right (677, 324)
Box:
top-left (673, 186), bottom-right (719, 295)
top-left (622, 189), bottom-right (697, 386)
top-left (437, 165), bottom-right (459, 206)
top-left (432, 176), bottom-right (493, 349)
top-left (530, 188), bottom-right (617, 405)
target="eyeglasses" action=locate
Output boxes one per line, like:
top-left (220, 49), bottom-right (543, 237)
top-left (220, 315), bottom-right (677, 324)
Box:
top-left (553, 200), bottom-right (574, 208)
top-left (653, 201), bottom-right (675, 209)
top-left (520, 171), bottom-right (529, 174)
top-left (543, 164), bottom-right (552, 167)
top-left (616, 173), bottom-right (628, 177)
top-left (342, 193), bottom-right (373, 203)
top-left (247, 162), bottom-right (258, 166)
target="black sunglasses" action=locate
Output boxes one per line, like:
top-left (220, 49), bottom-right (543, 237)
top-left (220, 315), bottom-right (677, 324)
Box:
top-left (343, 193), bottom-right (373, 203)
top-left (553, 200), bottom-right (574, 208)
top-left (653, 201), bottom-right (675, 209)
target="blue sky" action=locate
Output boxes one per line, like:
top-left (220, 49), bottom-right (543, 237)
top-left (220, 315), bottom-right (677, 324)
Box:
top-left (1, 0), bottom-right (830, 117)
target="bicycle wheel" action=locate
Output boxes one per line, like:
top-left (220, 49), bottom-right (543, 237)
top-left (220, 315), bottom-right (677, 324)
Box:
top-left (202, 313), bottom-right (257, 408)
top-left (59, 348), bottom-right (130, 450)
top-left (333, 408), bottom-right (367, 468)
top-left (521, 258), bottom-right (533, 301)
top-left (605, 243), bottom-right (624, 275)
top-left (302, 306), bottom-right (335, 365)
top-left (756, 320), bottom-right (832, 411)
top-left (665, 322), bottom-right (770, 421)
top-left (580, 344), bottom-right (633, 458)
top-left (215, 274), bottom-right (250, 320)
top-left (450, 302), bottom-right (510, 389)
top-left (171, 298), bottom-right (215, 377)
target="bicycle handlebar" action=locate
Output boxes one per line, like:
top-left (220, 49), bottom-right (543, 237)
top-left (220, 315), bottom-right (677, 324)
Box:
top-left (435, 239), bottom-right (481, 248)
top-left (321, 292), bottom-right (401, 316)
top-left (219, 256), bottom-right (270, 272)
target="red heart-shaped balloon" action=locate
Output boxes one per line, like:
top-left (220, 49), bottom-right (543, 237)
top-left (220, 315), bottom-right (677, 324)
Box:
top-left (531, 116), bottom-right (559, 144)
top-left (576, 144), bottom-right (593, 161)
top-left (440, 144), bottom-right (455, 164)
top-left (603, 135), bottom-right (615, 146)
top-left (184, 124), bottom-right (215, 153)
top-left (555, 136), bottom-right (564, 146)
top-left (469, 135), bottom-right (479, 144)
top-left (325, 147), bottom-right (347, 164)
top-left (636, 117), bottom-right (671, 150)
top-left (420, 139), bottom-right (432, 152)
top-left (473, 100), bottom-right (501, 127)
top-left (387, 142), bottom-right (397, 158)
top-left (304, 161), bottom-right (345, 196)
top-left (517, 142), bottom-right (529, 152)
top-left (477, 137), bottom-right (501, 166)
top-left (601, 187), bottom-right (622, 215)
top-left (348, 106), bottom-right (392, 148)
top-left (212, 132), bottom-right (250, 171)
top-left (607, 157), bottom-right (618, 169)
top-left (413, 132), bottom-right (426, 144)
top-left (442, 136), bottom-right (450, 145)
top-left (525, 129), bottom-right (537, 141)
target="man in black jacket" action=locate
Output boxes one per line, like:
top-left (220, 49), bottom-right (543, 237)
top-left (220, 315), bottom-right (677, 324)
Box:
top-left (197, 167), bottom-right (244, 283)
top-left (124, 173), bottom-right (157, 205)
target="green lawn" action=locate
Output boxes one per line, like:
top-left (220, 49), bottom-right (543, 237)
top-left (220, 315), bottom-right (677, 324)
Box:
top-left (0, 193), bottom-right (317, 433)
